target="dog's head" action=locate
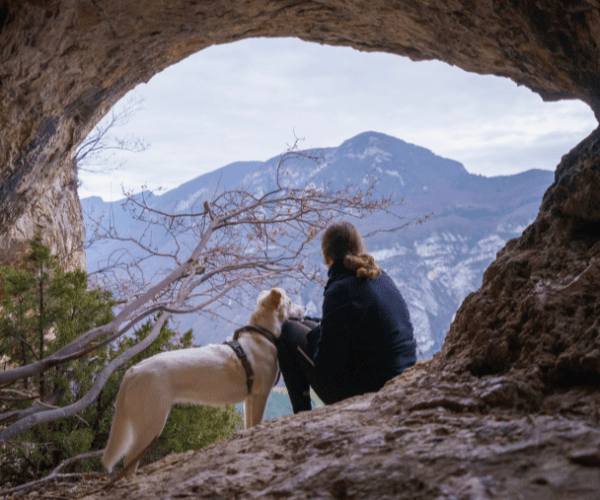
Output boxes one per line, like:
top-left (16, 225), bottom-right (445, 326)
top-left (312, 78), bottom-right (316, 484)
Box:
top-left (252, 288), bottom-right (305, 335)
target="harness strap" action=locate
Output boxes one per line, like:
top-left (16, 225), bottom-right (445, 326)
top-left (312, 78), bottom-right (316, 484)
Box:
top-left (226, 324), bottom-right (282, 394)
top-left (233, 324), bottom-right (278, 345)
top-left (223, 340), bottom-right (255, 395)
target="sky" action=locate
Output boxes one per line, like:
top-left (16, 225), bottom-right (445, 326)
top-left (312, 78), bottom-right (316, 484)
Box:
top-left (77, 37), bottom-right (598, 202)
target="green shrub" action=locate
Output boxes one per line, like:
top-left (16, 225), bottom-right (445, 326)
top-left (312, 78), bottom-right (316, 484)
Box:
top-left (0, 236), bottom-right (242, 486)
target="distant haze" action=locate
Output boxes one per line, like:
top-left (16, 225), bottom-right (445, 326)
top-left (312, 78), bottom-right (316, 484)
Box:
top-left (77, 38), bottom-right (597, 202)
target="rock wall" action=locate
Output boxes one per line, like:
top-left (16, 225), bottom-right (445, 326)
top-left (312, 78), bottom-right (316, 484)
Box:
top-left (441, 125), bottom-right (600, 388)
top-left (1, 0), bottom-right (599, 268)
top-left (0, 158), bottom-right (86, 272)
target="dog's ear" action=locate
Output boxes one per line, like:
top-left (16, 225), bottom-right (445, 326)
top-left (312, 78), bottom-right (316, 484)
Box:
top-left (267, 288), bottom-right (283, 309)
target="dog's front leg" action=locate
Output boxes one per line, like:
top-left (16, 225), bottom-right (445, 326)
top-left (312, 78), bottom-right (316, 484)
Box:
top-left (244, 393), bottom-right (269, 428)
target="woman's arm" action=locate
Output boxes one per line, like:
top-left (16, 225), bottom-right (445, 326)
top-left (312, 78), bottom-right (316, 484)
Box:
top-left (309, 300), bottom-right (356, 383)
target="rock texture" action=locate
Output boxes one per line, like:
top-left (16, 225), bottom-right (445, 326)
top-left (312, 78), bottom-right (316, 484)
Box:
top-left (1, 0), bottom-right (600, 266)
top-left (2, 0), bottom-right (600, 497)
top-left (1, 158), bottom-right (86, 272)
top-left (76, 362), bottom-right (600, 500)
top-left (441, 125), bottom-right (600, 387)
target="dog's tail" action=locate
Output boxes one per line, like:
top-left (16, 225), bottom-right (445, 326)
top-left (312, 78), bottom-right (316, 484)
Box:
top-left (102, 375), bottom-right (133, 472)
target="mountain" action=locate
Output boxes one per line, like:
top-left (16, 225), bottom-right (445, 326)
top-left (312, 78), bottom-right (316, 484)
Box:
top-left (81, 131), bottom-right (553, 359)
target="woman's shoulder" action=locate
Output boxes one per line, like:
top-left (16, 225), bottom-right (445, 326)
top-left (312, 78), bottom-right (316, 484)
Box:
top-left (324, 267), bottom-right (359, 302)
top-left (373, 269), bottom-right (395, 286)
top-left (324, 272), bottom-right (354, 296)
top-left (367, 270), bottom-right (410, 311)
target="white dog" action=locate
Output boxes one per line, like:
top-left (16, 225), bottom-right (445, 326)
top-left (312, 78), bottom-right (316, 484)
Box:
top-left (102, 288), bottom-right (304, 474)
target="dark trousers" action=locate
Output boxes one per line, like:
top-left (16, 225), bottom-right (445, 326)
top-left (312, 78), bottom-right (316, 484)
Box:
top-left (276, 320), bottom-right (345, 413)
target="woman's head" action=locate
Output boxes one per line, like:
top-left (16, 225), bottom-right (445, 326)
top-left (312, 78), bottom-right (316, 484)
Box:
top-left (321, 221), bottom-right (381, 279)
top-left (321, 220), bottom-right (365, 263)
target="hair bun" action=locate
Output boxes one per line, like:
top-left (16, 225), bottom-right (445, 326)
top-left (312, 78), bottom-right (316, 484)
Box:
top-left (344, 253), bottom-right (382, 280)
top-left (322, 221), bottom-right (381, 280)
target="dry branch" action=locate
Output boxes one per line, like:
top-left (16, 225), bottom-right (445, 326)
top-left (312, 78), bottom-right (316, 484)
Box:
top-left (0, 450), bottom-right (104, 498)
top-left (0, 142), bottom-right (414, 445)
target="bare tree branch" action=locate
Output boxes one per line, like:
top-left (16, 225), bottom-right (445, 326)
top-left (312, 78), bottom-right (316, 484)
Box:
top-left (1, 141), bottom-right (417, 444)
top-left (0, 449), bottom-right (104, 497)
top-left (75, 96), bottom-right (149, 175)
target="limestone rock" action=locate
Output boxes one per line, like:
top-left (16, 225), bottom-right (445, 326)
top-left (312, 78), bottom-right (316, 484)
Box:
top-left (0, 158), bottom-right (86, 271)
top-left (440, 126), bottom-right (600, 388)
top-left (1, 0), bottom-right (600, 266)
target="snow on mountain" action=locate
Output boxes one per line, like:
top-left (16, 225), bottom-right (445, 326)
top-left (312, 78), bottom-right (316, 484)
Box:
top-left (82, 132), bottom-right (553, 359)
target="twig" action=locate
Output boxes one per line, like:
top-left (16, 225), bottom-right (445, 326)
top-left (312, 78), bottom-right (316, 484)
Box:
top-left (0, 450), bottom-right (104, 498)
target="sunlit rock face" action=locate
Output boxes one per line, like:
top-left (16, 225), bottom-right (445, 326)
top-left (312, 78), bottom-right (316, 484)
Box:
top-left (0, 159), bottom-right (86, 272)
top-left (1, 0), bottom-right (600, 267)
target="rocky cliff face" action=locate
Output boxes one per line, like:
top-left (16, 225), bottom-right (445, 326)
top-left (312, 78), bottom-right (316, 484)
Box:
top-left (1, 1), bottom-right (600, 497)
top-left (441, 126), bottom-right (600, 389)
top-left (1, 158), bottom-right (86, 272)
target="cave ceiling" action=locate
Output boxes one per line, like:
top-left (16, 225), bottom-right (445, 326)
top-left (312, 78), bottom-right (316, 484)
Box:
top-left (1, 1), bottom-right (599, 267)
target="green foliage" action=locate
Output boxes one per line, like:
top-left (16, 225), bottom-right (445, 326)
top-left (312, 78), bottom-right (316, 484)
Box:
top-left (147, 404), bottom-right (241, 464)
top-left (0, 236), bottom-right (242, 486)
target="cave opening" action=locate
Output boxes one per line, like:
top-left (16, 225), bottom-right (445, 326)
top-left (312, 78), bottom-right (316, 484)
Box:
top-left (77, 37), bottom-right (597, 360)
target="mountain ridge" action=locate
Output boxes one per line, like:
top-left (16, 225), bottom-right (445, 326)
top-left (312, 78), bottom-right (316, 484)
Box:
top-left (82, 131), bottom-right (553, 358)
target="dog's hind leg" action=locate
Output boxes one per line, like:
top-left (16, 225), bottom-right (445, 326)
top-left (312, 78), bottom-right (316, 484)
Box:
top-left (104, 368), bottom-right (172, 476)
top-left (244, 393), bottom-right (270, 428)
top-left (102, 377), bottom-right (134, 473)
top-left (121, 393), bottom-right (171, 476)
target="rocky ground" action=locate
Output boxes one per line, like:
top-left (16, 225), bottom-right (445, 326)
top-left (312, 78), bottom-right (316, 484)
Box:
top-left (5, 360), bottom-right (598, 499)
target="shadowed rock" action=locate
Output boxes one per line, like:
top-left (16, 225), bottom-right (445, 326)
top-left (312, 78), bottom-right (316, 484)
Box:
top-left (441, 126), bottom-right (600, 388)
top-left (81, 362), bottom-right (600, 499)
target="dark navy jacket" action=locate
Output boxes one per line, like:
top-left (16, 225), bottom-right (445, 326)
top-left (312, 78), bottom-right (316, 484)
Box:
top-left (306, 259), bottom-right (417, 399)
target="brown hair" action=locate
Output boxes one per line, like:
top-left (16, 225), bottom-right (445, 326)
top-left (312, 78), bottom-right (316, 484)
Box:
top-left (321, 221), bottom-right (381, 280)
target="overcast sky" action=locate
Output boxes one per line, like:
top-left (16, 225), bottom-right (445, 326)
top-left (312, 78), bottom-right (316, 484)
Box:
top-left (77, 37), bottom-right (598, 202)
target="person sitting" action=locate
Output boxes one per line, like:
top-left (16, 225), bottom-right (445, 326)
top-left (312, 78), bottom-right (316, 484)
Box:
top-left (276, 220), bottom-right (417, 413)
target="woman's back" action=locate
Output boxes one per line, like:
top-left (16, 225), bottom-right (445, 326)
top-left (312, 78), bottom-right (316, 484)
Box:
top-left (277, 220), bottom-right (418, 413)
top-left (308, 259), bottom-right (417, 399)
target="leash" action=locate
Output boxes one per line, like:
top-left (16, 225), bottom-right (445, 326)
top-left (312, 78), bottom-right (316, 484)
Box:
top-left (224, 324), bottom-right (280, 395)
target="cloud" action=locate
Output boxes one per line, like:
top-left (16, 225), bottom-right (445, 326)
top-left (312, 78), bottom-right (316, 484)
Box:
top-left (77, 38), bottom-right (597, 201)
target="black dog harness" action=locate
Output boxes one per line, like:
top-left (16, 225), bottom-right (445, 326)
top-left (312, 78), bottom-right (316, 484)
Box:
top-left (223, 324), bottom-right (279, 395)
